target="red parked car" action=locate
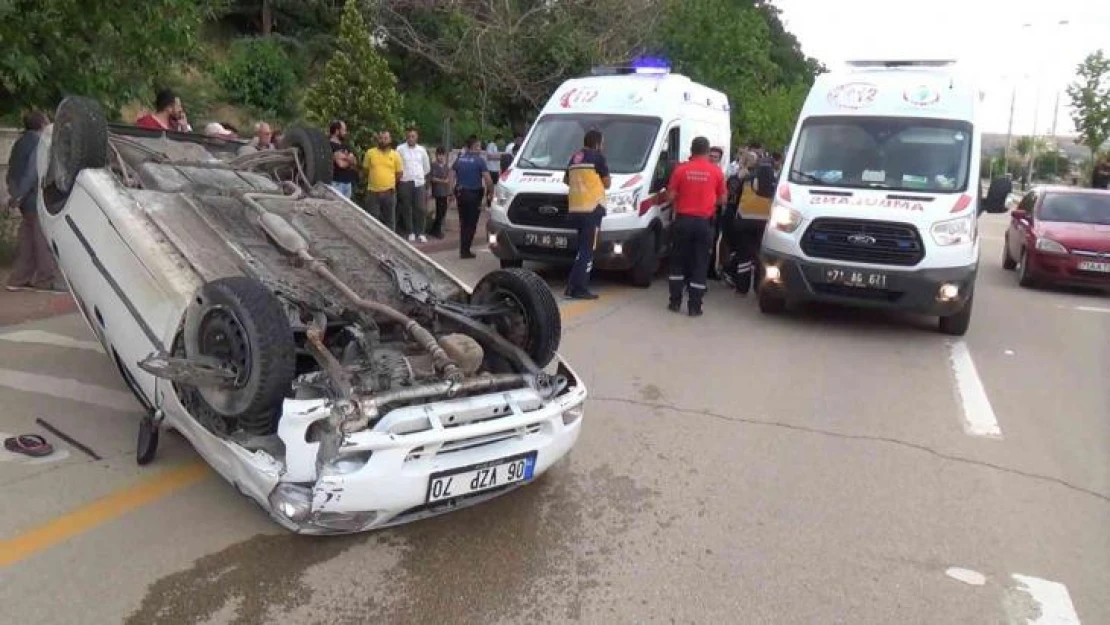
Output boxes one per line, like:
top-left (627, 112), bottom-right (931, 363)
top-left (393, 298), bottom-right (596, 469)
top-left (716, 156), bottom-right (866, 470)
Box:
top-left (1003, 186), bottom-right (1110, 290)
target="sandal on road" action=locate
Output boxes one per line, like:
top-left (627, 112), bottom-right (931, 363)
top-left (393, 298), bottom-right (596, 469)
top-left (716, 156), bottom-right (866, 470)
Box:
top-left (4, 434), bottom-right (55, 457)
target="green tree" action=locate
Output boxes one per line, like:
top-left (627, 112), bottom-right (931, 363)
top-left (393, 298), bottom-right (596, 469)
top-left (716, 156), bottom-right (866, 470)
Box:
top-left (1067, 50), bottom-right (1110, 156)
top-left (0, 0), bottom-right (222, 117)
top-left (1033, 150), bottom-right (1071, 180)
top-left (303, 0), bottom-right (402, 151)
top-left (217, 37), bottom-right (298, 117)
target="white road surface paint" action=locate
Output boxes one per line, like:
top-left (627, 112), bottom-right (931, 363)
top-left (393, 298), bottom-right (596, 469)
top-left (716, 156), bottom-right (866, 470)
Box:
top-left (1009, 574), bottom-right (1081, 625)
top-left (0, 369), bottom-right (138, 413)
top-left (1004, 349), bottom-right (1015, 356)
top-left (0, 329), bottom-right (104, 353)
top-left (945, 567), bottom-right (987, 586)
top-left (948, 341), bottom-right (1003, 439)
top-left (1073, 306), bottom-right (1110, 314)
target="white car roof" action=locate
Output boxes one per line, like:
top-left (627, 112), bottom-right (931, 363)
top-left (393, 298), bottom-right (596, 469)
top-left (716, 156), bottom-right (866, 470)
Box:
top-left (539, 72), bottom-right (730, 119)
top-left (801, 60), bottom-right (980, 123)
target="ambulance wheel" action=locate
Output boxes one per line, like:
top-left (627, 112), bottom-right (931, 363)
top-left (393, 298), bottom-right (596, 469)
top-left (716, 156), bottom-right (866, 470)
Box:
top-left (629, 231), bottom-right (659, 288)
top-left (758, 287), bottom-right (786, 315)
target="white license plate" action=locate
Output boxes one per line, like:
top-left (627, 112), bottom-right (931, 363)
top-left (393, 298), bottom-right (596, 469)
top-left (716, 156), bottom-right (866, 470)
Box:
top-left (523, 233), bottom-right (569, 249)
top-left (1078, 261), bottom-right (1110, 273)
top-left (426, 452), bottom-right (537, 504)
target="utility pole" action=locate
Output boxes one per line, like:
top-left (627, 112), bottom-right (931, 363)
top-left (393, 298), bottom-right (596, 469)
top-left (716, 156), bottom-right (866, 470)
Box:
top-left (1005, 85), bottom-right (1017, 174)
top-left (1028, 91), bottom-right (1041, 185)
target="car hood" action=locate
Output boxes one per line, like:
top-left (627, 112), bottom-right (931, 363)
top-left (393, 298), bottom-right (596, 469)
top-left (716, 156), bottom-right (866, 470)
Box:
top-left (1037, 221), bottom-right (1110, 252)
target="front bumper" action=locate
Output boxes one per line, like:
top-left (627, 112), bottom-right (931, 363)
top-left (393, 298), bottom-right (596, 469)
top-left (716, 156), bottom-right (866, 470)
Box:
top-left (760, 249), bottom-right (976, 316)
top-left (486, 221), bottom-right (653, 272)
top-left (267, 362), bottom-right (588, 534)
top-left (1027, 252), bottom-right (1110, 289)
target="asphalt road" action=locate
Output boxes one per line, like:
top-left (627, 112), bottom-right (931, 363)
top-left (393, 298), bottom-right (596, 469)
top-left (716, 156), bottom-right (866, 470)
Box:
top-left (0, 213), bottom-right (1107, 625)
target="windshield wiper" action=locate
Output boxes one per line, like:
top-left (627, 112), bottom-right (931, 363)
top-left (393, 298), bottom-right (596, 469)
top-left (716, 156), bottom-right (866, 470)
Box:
top-left (515, 157), bottom-right (542, 169)
top-left (790, 169), bottom-right (824, 184)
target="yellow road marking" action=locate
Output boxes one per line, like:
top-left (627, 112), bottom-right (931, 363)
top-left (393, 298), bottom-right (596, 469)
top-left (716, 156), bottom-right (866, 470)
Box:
top-left (0, 289), bottom-right (625, 567)
top-left (0, 461), bottom-right (210, 568)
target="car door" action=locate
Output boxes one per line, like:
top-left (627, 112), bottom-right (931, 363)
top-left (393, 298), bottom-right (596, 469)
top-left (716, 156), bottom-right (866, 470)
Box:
top-left (1009, 190), bottom-right (1037, 258)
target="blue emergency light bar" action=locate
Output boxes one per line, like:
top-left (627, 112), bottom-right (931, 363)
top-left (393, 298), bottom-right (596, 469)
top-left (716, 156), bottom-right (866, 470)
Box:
top-left (590, 55), bottom-right (671, 76)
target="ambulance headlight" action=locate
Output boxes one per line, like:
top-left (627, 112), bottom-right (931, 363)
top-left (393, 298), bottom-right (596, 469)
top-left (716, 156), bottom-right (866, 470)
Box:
top-left (492, 184), bottom-right (513, 208)
top-left (770, 204), bottom-right (803, 233)
top-left (931, 215), bottom-right (974, 246)
top-left (606, 190), bottom-right (640, 215)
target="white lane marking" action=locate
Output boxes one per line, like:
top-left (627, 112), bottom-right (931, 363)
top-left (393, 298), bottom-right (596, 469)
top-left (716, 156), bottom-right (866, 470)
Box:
top-left (1074, 306), bottom-right (1110, 314)
top-left (0, 330), bottom-right (103, 353)
top-left (946, 567), bottom-right (987, 586)
top-left (1009, 574), bottom-right (1081, 624)
top-left (0, 369), bottom-right (138, 413)
top-left (1005, 349), bottom-right (1015, 356)
top-left (948, 341), bottom-right (1003, 439)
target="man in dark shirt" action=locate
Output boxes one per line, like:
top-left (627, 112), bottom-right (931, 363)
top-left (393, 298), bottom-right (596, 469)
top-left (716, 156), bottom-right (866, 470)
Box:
top-left (451, 136), bottom-right (493, 258)
top-left (329, 120), bottom-right (358, 198)
top-left (6, 111), bottom-right (61, 292)
top-left (666, 137), bottom-right (726, 316)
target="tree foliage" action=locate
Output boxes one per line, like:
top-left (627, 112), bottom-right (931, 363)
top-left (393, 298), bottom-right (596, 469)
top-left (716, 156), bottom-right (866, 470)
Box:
top-left (303, 0), bottom-right (402, 150)
top-left (216, 37), bottom-right (298, 117)
top-left (1067, 49), bottom-right (1110, 155)
top-left (0, 0), bottom-right (222, 117)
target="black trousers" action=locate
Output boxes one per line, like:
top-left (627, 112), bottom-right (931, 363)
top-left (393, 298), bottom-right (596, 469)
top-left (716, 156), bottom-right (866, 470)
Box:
top-left (456, 188), bottom-right (483, 254)
top-left (427, 195), bottom-right (448, 236)
top-left (567, 205), bottom-right (605, 295)
top-left (717, 209), bottom-right (764, 294)
top-left (668, 214), bottom-right (712, 308)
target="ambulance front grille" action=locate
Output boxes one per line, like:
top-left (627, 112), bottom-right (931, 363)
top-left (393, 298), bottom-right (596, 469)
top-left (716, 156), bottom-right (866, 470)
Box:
top-left (507, 193), bottom-right (572, 228)
top-left (801, 218), bottom-right (925, 266)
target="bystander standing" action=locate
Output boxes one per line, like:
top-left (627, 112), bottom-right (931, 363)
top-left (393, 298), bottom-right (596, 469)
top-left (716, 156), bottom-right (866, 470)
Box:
top-left (426, 147), bottom-right (452, 239)
top-left (135, 89), bottom-right (191, 133)
top-left (5, 111), bottom-right (61, 293)
top-left (363, 130), bottom-right (403, 230)
top-left (328, 120), bottom-right (358, 198)
top-left (451, 136), bottom-right (492, 259)
top-left (396, 127), bottom-right (431, 243)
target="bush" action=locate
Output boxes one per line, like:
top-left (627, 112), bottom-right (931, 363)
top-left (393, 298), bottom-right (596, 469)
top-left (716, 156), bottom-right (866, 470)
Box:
top-left (216, 37), bottom-right (298, 118)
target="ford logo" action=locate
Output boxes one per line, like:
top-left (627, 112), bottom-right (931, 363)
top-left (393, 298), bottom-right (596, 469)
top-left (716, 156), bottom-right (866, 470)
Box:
top-left (847, 234), bottom-right (877, 246)
top-left (537, 205), bottom-right (560, 216)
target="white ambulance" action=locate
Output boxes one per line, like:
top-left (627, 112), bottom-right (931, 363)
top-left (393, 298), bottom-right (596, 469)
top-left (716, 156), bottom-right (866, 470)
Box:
top-left (487, 63), bottom-right (731, 286)
top-left (758, 59), bottom-right (1006, 335)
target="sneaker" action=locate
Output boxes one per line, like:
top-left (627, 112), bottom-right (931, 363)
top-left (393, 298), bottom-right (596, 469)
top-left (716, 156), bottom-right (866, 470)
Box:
top-left (418, 235), bottom-right (428, 243)
top-left (461, 251), bottom-right (477, 259)
top-left (407, 234), bottom-right (417, 242)
top-left (565, 290), bottom-right (599, 301)
top-left (667, 300), bottom-right (682, 313)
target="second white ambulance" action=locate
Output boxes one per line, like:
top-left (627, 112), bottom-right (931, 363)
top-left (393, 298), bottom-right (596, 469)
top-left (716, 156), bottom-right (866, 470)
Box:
top-left (487, 62), bottom-right (731, 286)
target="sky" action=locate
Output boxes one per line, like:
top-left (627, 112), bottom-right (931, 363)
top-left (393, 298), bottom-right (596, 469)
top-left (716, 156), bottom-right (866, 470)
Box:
top-left (771, 0), bottom-right (1110, 136)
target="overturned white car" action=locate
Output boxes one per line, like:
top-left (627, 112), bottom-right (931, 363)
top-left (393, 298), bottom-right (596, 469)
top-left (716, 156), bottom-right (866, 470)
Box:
top-left (35, 97), bottom-right (587, 534)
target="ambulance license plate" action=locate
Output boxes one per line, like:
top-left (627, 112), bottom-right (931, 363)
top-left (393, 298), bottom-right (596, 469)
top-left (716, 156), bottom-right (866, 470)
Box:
top-left (425, 452), bottom-right (537, 504)
top-left (524, 233), bottom-right (569, 249)
top-left (824, 267), bottom-right (888, 289)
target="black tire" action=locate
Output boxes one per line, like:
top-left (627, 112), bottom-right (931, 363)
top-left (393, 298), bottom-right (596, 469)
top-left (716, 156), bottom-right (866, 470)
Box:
top-left (1002, 235), bottom-right (1016, 270)
top-left (51, 96), bottom-right (108, 194)
top-left (280, 126), bottom-right (333, 186)
top-left (1017, 249), bottom-right (1035, 288)
top-left (136, 414), bottom-right (159, 466)
top-left (500, 259), bottom-right (524, 269)
top-left (939, 291), bottom-right (974, 336)
top-left (471, 268), bottom-right (561, 368)
top-left (629, 230), bottom-right (659, 288)
top-left (758, 288), bottom-right (787, 314)
top-left (183, 276), bottom-right (296, 435)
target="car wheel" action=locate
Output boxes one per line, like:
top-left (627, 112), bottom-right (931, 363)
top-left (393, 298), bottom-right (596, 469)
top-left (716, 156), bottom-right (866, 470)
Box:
top-left (1017, 249), bottom-right (1036, 288)
top-left (183, 276), bottom-right (296, 436)
top-left (471, 268), bottom-right (561, 368)
top-left (499, 259), bottom-right (524, 269)
top-left (1002, 235), bottom-right (1016, 270)
top-left (51, 96), bottom-right (109, 194)
top-left (758, 285), bottom-right (787, 314)
top-left (280, 126), bottom-right (334, 186)
top-left (939, 290), bottom-right (974, 336)
top-left (629, 231), bottom-right (659, 288)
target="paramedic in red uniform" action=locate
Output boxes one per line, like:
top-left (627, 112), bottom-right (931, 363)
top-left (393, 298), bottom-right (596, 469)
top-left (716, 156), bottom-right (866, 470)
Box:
top-left (666, 136), bottom-right (726, 316)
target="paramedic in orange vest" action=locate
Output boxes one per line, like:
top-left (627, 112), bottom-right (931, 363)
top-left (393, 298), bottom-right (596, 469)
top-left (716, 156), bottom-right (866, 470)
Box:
top-left (562, 129), bottom-right (610, 300)
top-left (666, 136), bottom-right (726, 316)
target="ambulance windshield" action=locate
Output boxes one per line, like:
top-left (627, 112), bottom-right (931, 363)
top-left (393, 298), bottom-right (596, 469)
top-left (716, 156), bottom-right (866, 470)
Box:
top-left (516, 114), bottom-right (661, 174)
top-left (788, 116), bottom-right (973, 193)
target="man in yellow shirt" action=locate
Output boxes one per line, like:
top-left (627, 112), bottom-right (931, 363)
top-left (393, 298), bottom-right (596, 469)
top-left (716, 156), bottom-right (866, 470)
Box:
top-left (363, 130), bottom-right (403, 231)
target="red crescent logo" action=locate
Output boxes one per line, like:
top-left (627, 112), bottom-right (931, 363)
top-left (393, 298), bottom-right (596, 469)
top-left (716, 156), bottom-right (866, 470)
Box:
top-left (560, 88), bottom-right (578, 108)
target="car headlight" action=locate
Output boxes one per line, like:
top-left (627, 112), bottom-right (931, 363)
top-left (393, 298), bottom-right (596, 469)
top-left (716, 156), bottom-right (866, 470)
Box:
top-left (605, 190), bottom-right (640, 215)
top-left (930, 215), bottom-right (974, 246)
top-left (770, 203), bottom-right (803, 233)
top-left (1035, 237), bottom-right (1068, 255)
